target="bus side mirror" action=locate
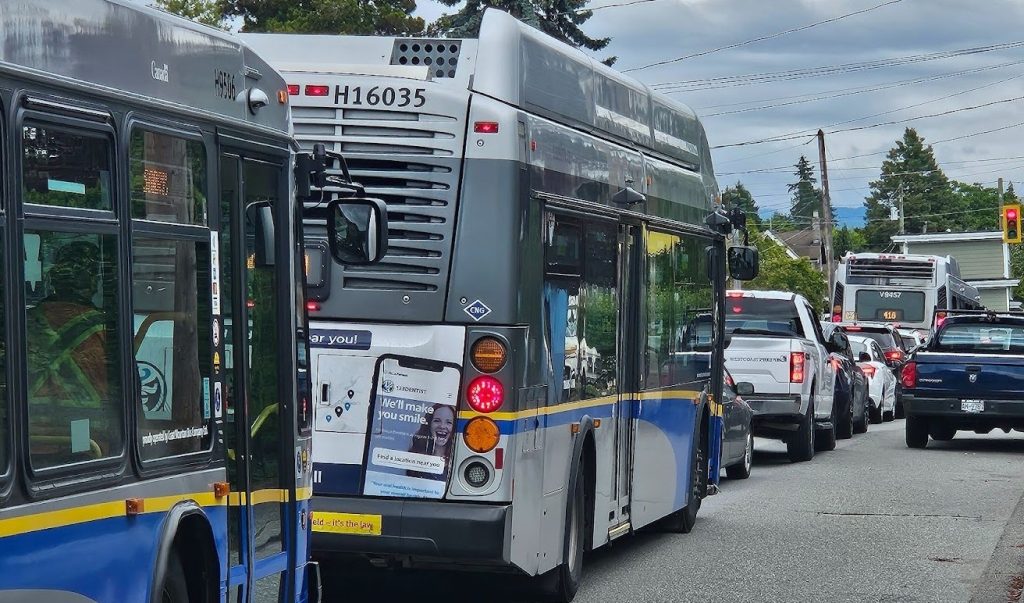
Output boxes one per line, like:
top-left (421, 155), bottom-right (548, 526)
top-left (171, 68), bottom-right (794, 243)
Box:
top-left (728, 246), bottom-right (759, 281)
top-left (327, 198), bottom-right (389, 265)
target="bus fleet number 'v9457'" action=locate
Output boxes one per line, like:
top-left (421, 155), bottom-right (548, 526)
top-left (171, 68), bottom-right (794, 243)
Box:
top-left (334, 85), bottom-right (426, 108)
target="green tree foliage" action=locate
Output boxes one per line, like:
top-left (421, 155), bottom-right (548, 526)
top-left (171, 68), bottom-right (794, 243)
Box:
top-left (763, 212), bottom-right (797, 232)
top-left (832, 226), bottom-right (866, 259)
top-left (744, 226), bottom-right (828, 312)
top-left (721, 181), bottom-right (761, 228)
top-left (159, 0), bottom-right (425, 35)
top-left (863, 128), bottom-right (956, 250)
top-left (154, 0), bottom-right (223, 26)
top-left (788, 155), bottom-right (823, 223)
top-left (949, 181), bottom-right (1000, 231)
top-left (429, 0), bottom-right (610, 60)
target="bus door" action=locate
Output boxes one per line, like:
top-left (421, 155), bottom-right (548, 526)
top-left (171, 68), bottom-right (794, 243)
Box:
top-left (612, 223), bottom-right (642, 531)
top-left (220, 152), bottom-right (294, 602)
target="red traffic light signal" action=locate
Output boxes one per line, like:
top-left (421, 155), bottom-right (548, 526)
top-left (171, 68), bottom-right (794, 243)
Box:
top-left (1003, 204), bottom-right (1022, 244)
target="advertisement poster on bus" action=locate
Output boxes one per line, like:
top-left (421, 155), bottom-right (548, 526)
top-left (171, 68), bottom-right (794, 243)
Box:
top-left (361, 355), bottom-right (461, 499)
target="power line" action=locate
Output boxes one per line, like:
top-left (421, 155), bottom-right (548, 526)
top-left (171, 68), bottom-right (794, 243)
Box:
top-left (701, 61), bottom-right (1024, 118)
top-left (829, 119), bottom-right (1024, 163)
top-left (717, 154), bottom-right (1024, 177)
top-left (650, 40), bottom-right (1024, 92)
top-left (712, 95), bottom-right (1024, 149)
top-left (558, 0), bottom-right (663, 15)
top-left (623, 0), bottom-right (902, 73)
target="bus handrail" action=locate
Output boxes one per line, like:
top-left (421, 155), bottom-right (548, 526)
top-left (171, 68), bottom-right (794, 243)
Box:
top-left (134, 312), bottom-right (190, 354)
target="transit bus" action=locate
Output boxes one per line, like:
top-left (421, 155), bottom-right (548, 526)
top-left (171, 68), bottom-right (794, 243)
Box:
top-left (245, 9), bottom-right (757, 600)
top-left (0, 2), bottom-right (386, 602)
top-left (831, 252), bottom-right (982, 331)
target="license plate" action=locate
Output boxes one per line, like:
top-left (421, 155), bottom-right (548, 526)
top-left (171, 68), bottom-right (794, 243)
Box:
top-left (961, 400), bottom-right (985, 413)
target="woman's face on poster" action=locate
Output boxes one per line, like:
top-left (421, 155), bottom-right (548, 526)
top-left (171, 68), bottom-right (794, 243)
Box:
top-left (431, 406), bottom-right (455, 447)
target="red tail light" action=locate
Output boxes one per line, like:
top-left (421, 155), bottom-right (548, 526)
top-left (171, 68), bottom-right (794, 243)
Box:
top-left (831, 314), bottom-right (842, 322)
top-left (305, 300), bottom-right (321, 312)
top-left (726, 291), bottom-right (744, 298)
top-left (901, 361), bottom-right (917, 388)
top-left (467, 376), bottom-right (504, 413)
top-left (884, 349), bottom-right (904, 363)
top-left (305, 85), bottom-right (330, 97)
top-left (473, 121), bottom-right (499, 134)
top-left (287, 84), bottom-right (299, 96)
top-left (859, 364), bottom-right (876, 378)
top-left (790, 352), bottom-right (805, 383)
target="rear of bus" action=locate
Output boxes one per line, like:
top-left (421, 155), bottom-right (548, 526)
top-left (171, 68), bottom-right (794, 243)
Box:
top-left (242, 28), bottom-right (531, 571)
top-left (832, 253), bottom-right (938, 330)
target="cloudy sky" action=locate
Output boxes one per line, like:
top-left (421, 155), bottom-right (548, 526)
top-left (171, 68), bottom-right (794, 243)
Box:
top-left (415, 0), bottom-right (1024, 219)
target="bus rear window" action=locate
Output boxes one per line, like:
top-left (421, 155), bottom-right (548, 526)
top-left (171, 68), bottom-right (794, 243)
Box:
top-left (855, 290), bottom-right (924, 322)
top-left (726, 298), bottom-right (804, 337)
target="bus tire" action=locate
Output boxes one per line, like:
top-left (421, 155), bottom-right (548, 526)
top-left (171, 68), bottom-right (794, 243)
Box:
top-left (159, 549), bottom-right (189, 603)
top-left (661, 411), bottom-right (707, 533)
top-left (906, 415), bottom-right (929, 449)
top-left (540, 455), bottom-right (586, 602)
top-left (787, 401), bottom-right (815, 463)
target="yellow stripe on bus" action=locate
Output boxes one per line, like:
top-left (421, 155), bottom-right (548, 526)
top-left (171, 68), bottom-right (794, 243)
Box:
top-left (0, 487), bottom-right (298, 538)
top-left (457, 390), bottom-right (704, 421)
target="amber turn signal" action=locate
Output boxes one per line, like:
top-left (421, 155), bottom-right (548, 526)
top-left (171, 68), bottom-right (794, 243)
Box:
top-left (463, 416), bottom-right (501, 453)
top-left (471, 337), bottom-right (507, 373)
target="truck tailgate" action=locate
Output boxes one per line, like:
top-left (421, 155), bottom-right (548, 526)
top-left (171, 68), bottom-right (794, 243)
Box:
top-left (914, 352), bottom-right (1024, 399)
top-left (724, 336), bottom-right (797, 392)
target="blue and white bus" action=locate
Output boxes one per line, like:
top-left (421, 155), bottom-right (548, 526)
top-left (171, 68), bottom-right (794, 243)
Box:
top-left (247, 9), bottom-right (755, 601)
top-left (0, 2), bottom-right (386, 601)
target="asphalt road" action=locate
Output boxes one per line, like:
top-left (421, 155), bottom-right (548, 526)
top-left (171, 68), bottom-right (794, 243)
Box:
top-left (323, 421), bottom-right (1024, 602)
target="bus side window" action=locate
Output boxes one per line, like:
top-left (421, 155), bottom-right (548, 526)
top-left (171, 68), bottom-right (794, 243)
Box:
top-left (645, 231), bottom-right (680, 388)
top-left (544, 215), bottom-right (581, 403)
top-left (580, 223), bottom-right (617, 400)
top-left (129, 128), bottom-right (212, 461)
top-left (24, 231), bottom-right (124, 469)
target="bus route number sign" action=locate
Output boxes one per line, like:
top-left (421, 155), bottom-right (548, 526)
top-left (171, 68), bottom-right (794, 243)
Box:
top-left (882, 310), bottom-right (900, 321)
top-left (334, 85), bottom-right (426, 108)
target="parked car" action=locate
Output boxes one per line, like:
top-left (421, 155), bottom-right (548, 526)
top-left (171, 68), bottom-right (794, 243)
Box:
top-left (849, 335), bottom-right (899, 423)
top-left (722, 369), bottom-right (754, 479)
top-left (724, 290), bottom-right (838, 463)
top-left (822, 323), bottom-right (871, 437)
top-left (903, 312), bottom-right (1024, 448)
top-left (836, 321), bottom-right (910, 417)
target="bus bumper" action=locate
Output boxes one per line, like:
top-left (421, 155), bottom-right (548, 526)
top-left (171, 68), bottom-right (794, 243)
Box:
top-left (311, 496), bottom-right (512, 564)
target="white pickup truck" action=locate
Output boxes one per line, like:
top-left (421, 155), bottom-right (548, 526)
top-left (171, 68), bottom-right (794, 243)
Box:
top-left (724, 290), bottom-right (838, 462)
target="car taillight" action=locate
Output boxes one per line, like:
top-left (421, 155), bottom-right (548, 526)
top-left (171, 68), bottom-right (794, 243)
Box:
top-left (901, 361), bottom-right (917, 388)
top-left (467, 376), bottom-right (504, 413)
top-left (790, 352), bottom-right (805, 383)
top-left (885, 349), bottom-right (904, 363)
top-left (859, 364), bottom-right (876, 378)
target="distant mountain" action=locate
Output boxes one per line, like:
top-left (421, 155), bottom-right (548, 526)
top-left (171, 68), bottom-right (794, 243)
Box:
top-left (757, 206), bottom-right (865, 228)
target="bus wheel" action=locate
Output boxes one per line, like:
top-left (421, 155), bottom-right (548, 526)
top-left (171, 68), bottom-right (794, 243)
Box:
top-left (540, 457), bottom-right (585, 602)
top-left (160, 549), bottom-right (189, 603)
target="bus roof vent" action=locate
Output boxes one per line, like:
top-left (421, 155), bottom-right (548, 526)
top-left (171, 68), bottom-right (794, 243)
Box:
top-left (391, 39), bottom-right (462, 79)
top-left (847, 257), bottom-right (936, 280)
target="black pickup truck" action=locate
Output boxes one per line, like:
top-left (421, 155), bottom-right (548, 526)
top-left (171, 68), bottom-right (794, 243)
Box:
top-left (902, 312), bottom-right (1024, 448)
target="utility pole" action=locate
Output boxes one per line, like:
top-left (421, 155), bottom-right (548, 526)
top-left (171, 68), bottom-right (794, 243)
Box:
top-left (999, 177), bottom-right (1005, 207)
top-left (817, 130), bottom-right (835, 295)
top-left (897, 183), bottom-right (905, 236)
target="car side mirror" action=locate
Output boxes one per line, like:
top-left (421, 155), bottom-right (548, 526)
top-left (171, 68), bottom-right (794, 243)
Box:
top-left (827, 330), bottom-right (847, 354)
top-left (736, 382), bottom-right (754, 396)
top-left (728, 246), bottom-right (759, 281)
top-left (858, 352), bottom-right (871, 362)
top-left (327, 198), bottom-right (389, 265)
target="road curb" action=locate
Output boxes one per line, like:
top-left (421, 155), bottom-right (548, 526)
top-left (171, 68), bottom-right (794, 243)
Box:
top-left (970, 483), bottom-right (1024, 603)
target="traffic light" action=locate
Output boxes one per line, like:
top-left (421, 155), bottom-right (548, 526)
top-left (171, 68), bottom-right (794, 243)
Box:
top-left (1003, 204), bottom-right (1022, 244)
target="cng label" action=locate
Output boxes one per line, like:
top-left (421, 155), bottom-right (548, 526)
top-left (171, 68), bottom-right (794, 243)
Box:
top-left (464, 299), bottom-right (492, 321)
